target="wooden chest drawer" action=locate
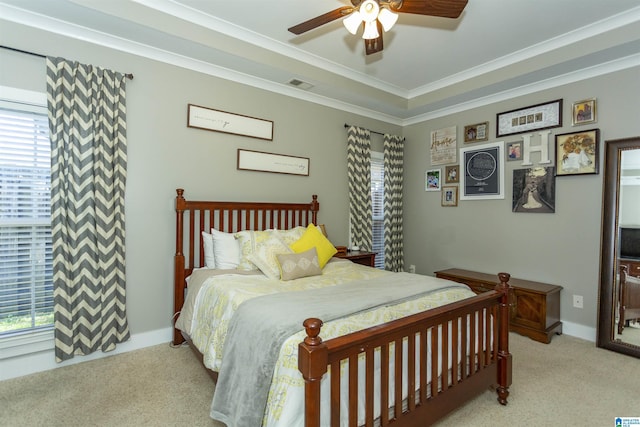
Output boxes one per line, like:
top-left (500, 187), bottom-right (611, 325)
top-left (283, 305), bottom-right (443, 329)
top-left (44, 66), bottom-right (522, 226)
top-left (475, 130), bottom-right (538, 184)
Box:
top-left (435, 268), bottom-right (563, 344)
top-left (619, 259), bottom-right (640, 278)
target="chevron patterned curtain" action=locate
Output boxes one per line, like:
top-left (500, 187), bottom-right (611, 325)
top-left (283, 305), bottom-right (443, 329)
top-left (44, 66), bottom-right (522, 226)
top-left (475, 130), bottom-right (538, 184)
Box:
top-left (46, 57), bottom-right (130, 362)
top-left (346, 126), bottom-right (372, 251)
top-left (383, 134), bottom-right (404, 272)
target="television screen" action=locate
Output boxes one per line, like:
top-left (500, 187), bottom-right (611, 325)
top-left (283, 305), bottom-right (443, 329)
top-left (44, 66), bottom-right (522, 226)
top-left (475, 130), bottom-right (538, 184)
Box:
top-left (620, 227), bottom-right (640, 260)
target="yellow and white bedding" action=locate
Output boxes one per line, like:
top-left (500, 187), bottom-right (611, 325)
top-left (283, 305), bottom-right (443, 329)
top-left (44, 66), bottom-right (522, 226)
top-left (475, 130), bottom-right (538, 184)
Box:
top-left (176, 258), bottom-right (476, 427)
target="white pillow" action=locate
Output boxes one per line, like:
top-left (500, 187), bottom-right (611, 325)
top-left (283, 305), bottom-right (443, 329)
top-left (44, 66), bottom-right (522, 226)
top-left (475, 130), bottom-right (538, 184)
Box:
top-left (201, 231), bottom-right (215, 268)
top-left (211, 228), bottom-right (241, 269)
top-left (248, 235), bottom-right (293, 280)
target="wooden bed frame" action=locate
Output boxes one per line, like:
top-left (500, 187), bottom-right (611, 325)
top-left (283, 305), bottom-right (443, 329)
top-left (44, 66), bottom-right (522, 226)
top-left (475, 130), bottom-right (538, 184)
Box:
top-left (173, 189), bottom-right (512, 426)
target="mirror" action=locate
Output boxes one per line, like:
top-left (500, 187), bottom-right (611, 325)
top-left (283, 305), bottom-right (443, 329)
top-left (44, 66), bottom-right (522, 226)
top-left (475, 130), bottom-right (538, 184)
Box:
top-left (597, 137), bottom-right (640, 357)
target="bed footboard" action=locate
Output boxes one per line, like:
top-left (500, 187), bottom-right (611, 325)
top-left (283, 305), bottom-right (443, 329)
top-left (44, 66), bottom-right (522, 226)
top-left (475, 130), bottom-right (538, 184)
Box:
top-left (299, 273), bottom-right (512, 427)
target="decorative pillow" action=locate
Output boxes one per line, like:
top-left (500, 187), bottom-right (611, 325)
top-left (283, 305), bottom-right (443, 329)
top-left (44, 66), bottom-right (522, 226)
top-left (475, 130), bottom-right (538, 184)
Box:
top-left (211, 228), bottom-right (241, 269)
top-left (201, 231), bottom-right (216, 268)
top-left (277, 247), bottom-right (322, 281)
top-left (275, 226), bottom-right (306, 246)
top-left (289, 223), bottom-right (337, 268)
top-left (248, 235), bottom-right (292, 280)
top-left (234, 230), bottom-right (273, 271)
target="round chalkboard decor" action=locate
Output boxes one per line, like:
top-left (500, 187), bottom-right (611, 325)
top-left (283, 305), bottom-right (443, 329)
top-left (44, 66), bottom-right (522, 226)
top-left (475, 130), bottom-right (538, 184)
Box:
top-left (466, 152), bottom-right (496, 181)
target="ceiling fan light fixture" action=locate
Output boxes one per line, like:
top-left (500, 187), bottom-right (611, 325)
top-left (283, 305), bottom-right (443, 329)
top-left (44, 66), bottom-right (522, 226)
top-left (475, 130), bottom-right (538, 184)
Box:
top-left (362, 20), bottom-right (380, 40)
top-left (343, 11), bottom-right (363, 35)
top-left (377, 8), bottom-right (398, 32)
top-left (359, 0), bottom-right (380, 23)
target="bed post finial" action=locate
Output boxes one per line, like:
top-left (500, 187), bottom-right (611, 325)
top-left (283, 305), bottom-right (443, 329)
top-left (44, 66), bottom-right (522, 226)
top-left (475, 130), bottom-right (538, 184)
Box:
top-left (496, 272), bottom-right (512, 405)
top-left (310, 195), bottom-right (319, 225)
top-left (299, 318), bottom-right (327, 427)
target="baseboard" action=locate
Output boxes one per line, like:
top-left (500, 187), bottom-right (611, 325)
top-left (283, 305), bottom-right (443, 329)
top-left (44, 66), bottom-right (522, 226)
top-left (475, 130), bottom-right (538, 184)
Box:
top-left (561, 321), bottom-right (597, 342)
top-left (0, 327), bottom-right (173, 381)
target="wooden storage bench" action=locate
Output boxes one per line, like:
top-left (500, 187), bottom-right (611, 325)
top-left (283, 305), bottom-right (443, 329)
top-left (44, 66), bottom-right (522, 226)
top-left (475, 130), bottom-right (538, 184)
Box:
top-left (435, 268), bottom-right (562, 343)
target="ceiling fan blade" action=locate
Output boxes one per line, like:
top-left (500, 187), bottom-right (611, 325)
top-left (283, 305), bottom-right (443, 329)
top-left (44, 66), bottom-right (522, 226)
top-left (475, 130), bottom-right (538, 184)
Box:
top-left (390, 0), bottom-right (468, 18)
top-left (288, 7), bottom-right (354, 35)
top-left (365, 22), bottom-right (384, 55)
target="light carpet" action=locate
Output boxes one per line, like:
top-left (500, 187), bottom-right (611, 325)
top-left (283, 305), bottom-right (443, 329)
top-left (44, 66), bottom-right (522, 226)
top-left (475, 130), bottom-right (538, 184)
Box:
top-left (1, 332), bottom-right (638, 427)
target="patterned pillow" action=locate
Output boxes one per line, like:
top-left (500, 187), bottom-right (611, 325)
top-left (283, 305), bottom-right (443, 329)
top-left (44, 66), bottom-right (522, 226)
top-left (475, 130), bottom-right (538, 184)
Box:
top-left (277, 247), bottom-right (322, 281)
top-left (248, 235), bottom-right (292, 280)
top-left (274, 226), bottom-right (306, 246)
top-left (234, 230), bottom-right (273, 271)
top-left (289, 224), bottom-right (337, 268)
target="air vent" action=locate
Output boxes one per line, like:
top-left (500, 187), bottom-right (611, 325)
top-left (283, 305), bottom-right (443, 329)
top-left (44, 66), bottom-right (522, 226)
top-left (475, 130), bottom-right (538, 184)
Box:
top-left (287, 78), bottom-right (314, 90)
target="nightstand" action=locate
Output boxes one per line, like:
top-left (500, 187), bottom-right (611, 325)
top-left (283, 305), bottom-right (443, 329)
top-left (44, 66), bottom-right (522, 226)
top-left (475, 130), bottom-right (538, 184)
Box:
top-left (334, 250), bottom-right (376, 267)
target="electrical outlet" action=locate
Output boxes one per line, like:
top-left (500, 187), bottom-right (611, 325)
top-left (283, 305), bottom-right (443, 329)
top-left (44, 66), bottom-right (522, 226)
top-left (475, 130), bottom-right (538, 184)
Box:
top-left (573, 295), bottom-right (584, 309)
top-left (408, 265), bottom-right (416, 274)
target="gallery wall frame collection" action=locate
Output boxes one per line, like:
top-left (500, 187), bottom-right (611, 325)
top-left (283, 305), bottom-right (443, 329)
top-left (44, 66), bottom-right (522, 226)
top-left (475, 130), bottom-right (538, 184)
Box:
top-left (429, 96), bottom-right (600, 213)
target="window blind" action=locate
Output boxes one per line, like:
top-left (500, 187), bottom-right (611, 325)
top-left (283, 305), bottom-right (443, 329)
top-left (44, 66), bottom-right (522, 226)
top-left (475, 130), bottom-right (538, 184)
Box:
top-left (0, 105), bottom-right (53, 335)
top-left (371, 152), bottom-right (385, 269)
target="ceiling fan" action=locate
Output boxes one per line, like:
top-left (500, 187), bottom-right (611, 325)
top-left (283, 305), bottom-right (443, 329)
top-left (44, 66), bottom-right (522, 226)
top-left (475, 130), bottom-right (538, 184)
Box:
top-left (288, 0), bottom-right (468, 55)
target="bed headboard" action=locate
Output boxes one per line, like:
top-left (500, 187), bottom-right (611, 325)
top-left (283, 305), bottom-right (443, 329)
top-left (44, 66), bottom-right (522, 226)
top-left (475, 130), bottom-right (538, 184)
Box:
top-left (173, 188), bottom-right (319, 344)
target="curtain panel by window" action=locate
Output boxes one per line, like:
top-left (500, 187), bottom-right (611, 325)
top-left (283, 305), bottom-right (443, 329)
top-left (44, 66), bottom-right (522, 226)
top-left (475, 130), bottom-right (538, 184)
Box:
top-left (383, 134), bottom-right (404, 272)
top-left (346, 125), bottom-right (373, 252)
top-left (46, 57), bottom-right (130, 362)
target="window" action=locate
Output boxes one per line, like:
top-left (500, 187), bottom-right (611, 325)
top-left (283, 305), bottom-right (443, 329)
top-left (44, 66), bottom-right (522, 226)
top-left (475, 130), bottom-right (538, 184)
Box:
top-left (371, 152), bottom-right (385, 269)
top-left (0, 94), bottom-right (53, 338)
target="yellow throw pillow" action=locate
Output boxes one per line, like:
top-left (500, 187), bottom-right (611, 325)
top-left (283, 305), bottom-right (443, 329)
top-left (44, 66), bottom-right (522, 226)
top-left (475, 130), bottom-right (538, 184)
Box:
top-left (289, 223), bottom-right (337, 268)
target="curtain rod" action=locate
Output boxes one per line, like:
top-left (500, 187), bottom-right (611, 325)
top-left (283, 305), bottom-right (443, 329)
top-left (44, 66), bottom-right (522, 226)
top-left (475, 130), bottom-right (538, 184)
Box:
top-left (344, 123), bottom-right (405, 141)
top-left (1, 45), bottom-right (134, 80)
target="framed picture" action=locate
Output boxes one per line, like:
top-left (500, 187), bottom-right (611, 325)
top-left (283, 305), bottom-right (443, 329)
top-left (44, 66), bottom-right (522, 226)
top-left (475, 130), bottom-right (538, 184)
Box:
top-left (445, 165), bottom-right (460, 183)
top-left (572, 98), bottom-right (597, 126)
top-left (512, 166), bottom-right (556, 213)
top-left (496, 99), bottom-right (562, 137)
top-left (425, 168), bottom-right (442, 191)
top-left (430, 126), bottom-right (457, 165)
top-left (237, 149), bottom-right (309, 176)
top-left (188, 104), bottom-right (274, 140)
top-left (463, 122), bottom-right (489, 143)
top-left (506, 141), bottom-right (522, 161)
top-left (555, 128), bottom-right (600, 176)
top-left (460, 141), bottom-right (505, 200)
top-left (441, 186), bottom-right (458, 207)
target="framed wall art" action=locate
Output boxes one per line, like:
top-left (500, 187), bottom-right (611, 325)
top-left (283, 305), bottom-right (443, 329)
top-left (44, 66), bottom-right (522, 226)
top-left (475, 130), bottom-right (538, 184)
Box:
top-left (441, 186), bottom-right (458, 207)
top-left (463, 122), bottom-right (489, 143)
top-left (571, 98), bottom-right (597, 126)
top-left (237, 149), bottom-right (309, 176)
top-left (496, 99), bottom-right (562, 137)
top-left (445, 165), bottom-right (460, 183)
top-left (460, 141), bottom-right (505, 200)
top-left (430, 126), bottom-right (457, 165)
top-left (425, 168), bottom-right (442, 191)
top-left (512, 166), bottom-right (556, 213)
top-left (506, 141), bottom-right (522, 161)
top-left (188, 104), bottom-right (274, 140)
top-left (555, 128), bottom-right (599, 176)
